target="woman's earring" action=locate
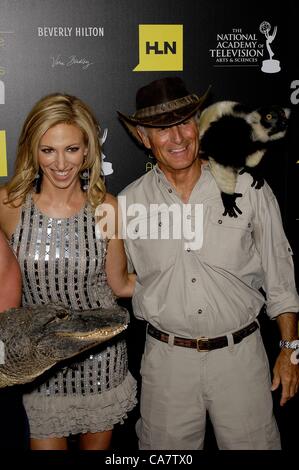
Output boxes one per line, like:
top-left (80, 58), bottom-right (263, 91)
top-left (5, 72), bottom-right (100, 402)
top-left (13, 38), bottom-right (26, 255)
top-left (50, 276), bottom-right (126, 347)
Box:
top-left (34, 170), bottom-right (42, 193)
top-left (80, 168), bottom-right (90, 191)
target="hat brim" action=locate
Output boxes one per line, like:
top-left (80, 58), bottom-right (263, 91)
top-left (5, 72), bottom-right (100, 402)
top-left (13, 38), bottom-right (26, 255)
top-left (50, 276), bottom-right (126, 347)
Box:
top-left (118, 86), bottom-right (211, 145)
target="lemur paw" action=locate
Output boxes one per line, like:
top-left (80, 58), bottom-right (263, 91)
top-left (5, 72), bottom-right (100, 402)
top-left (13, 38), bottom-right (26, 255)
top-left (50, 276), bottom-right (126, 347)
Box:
top-left (221, 192), bottom-right (243, 218)
top-left (239, 167), bottom-right (265, 190)
top-left (250, 177), bottom-right (264, 190)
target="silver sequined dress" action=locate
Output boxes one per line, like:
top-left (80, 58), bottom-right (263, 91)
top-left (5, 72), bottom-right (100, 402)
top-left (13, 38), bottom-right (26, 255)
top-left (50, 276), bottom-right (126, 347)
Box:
top-left (11, 193), bottom-right (137, 439)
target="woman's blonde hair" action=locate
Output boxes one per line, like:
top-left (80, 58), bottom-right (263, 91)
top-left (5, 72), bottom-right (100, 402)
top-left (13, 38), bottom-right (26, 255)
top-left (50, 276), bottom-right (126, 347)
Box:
top-left (4, 93), bottom-right (106, 209)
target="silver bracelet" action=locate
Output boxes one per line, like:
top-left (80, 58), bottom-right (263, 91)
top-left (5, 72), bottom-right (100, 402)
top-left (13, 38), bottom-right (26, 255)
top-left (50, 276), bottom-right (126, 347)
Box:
top-left (279, 339), bottom-right (299, 349)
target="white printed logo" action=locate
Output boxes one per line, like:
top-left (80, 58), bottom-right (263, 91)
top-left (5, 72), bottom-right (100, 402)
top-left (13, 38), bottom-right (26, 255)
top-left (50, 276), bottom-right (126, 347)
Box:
top-left (290, 340), bottom-right (299, 365)
top-left (0, 80), bottom-right (4, 104)
top-left (0, 340), bottom-right (5, 364)
top-left (95, 197), bottom-right (204, 251)
top-left (99, 128), bottom-right (113, 176)
top-left (260, 21), bottom-right (281, 73)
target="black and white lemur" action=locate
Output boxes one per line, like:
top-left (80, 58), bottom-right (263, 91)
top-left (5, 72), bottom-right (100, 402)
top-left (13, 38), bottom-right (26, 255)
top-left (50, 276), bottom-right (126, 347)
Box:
top-left (198, 101), bottom-right (290, 217)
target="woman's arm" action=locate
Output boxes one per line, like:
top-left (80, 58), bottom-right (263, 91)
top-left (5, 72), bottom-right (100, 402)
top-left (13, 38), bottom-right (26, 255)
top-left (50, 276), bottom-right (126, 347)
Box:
top-left (97, 194), bottom-right (136, 297)
top-left (105, 238), bottom-right (136, 297)
top-left (0, 230), bottom-right (22, 312)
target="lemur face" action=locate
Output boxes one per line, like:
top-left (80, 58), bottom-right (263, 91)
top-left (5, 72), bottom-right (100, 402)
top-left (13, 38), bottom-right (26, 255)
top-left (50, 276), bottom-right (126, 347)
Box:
top-left (247, 106), bottom-right (290, 142)
top-left (256, 106), bottom-right (290, 137)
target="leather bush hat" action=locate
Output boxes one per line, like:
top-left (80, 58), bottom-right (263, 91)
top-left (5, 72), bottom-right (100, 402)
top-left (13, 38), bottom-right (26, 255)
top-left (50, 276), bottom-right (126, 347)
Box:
top-left (118, 76), bottom-right (210, 144)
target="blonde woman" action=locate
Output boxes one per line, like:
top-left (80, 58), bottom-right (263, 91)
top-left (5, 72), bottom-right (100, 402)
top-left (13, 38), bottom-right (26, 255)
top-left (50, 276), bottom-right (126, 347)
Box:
top-left (0, 94), bottom-right (136, 450)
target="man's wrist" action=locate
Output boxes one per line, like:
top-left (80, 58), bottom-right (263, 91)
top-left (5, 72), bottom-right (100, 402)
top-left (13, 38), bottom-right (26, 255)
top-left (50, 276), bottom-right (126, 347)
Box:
top-left (279, 339), bottom-right (299, 350)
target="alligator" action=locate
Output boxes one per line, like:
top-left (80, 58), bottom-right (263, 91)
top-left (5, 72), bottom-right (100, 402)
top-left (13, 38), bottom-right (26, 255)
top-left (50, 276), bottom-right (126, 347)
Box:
top-left (0, 303), bottom-right (128, 388)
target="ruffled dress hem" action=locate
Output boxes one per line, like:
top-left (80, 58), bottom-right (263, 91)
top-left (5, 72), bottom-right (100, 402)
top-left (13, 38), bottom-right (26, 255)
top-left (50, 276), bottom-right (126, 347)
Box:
top-left (23, 372), bottom-right (137, 439)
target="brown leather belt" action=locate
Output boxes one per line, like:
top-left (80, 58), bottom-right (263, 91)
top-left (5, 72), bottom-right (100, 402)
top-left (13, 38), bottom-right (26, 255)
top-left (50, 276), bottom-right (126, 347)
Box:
top-left (147, 321), bottom-right (258, 352)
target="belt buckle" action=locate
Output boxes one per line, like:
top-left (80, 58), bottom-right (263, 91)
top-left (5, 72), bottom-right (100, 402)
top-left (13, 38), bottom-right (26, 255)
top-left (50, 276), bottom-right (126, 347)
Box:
top-left (197, 336), bottom-right (209, 352)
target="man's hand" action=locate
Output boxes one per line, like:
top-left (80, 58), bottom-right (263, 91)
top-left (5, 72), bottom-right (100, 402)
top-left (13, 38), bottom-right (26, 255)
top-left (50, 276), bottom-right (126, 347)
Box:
top-left (271, 349), bottom-right (299, 406)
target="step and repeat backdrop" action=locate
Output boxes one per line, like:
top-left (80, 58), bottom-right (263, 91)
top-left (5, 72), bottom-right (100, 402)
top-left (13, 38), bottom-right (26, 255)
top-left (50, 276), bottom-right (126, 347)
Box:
top-left (0, 1), bottom-right (298, 237)
top-left (0, 0), bottom-right (298, 448)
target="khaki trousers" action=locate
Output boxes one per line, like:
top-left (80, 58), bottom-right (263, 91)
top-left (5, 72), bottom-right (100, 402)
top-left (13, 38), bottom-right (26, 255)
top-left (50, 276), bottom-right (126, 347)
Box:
top-left (136, 328), bottom-right (281, 450)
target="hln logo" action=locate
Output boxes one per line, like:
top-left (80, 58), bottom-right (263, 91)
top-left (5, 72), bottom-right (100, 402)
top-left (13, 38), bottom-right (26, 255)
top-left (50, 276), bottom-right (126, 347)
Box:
top-left (134, 25), bottom-right (183, 71)
top-left (145, 41), bottom-right (176, 55)
top-left (0, 130), bottom-right (8, 177)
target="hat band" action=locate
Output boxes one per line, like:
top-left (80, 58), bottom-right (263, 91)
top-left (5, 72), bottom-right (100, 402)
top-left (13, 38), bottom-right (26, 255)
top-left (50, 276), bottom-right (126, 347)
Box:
top-left (133, 94), bottom-right (200, 119)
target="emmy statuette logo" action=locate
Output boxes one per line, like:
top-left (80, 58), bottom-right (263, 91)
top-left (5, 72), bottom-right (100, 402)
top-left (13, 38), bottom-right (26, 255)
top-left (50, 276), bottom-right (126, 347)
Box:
top-left (260, 21), bottom-right (281, 73)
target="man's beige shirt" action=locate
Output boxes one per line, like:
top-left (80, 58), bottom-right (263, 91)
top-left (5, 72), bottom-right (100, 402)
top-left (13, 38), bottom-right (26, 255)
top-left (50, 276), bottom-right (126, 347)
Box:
top-left (120, 164), bottom-right (299, 338)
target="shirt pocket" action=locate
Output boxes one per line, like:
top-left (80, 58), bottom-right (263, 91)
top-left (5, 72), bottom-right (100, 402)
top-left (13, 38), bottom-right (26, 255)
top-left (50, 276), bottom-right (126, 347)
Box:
top-left (125, 212), bottom-right (176, 277)
top-left (200, 208), bottom-right (255, 270)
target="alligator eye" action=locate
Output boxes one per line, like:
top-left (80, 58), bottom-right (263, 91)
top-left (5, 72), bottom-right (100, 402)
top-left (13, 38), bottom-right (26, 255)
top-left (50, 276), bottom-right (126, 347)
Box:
top-left (56, 310), bottom-right (68, 319)
top-left (266, 113), bottom-right (272, 120)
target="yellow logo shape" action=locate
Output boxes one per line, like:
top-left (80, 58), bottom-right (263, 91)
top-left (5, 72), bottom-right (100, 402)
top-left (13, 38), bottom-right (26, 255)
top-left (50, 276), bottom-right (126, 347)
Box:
top-left (0, 130), bottom-right (7, 177)
top-left (134, 24), bottom-right (183, 72)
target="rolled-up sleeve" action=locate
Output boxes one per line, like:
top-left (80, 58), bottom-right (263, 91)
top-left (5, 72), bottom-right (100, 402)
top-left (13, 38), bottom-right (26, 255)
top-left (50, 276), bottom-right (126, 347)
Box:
top-left (253, 184), bottom-right (299, 319)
